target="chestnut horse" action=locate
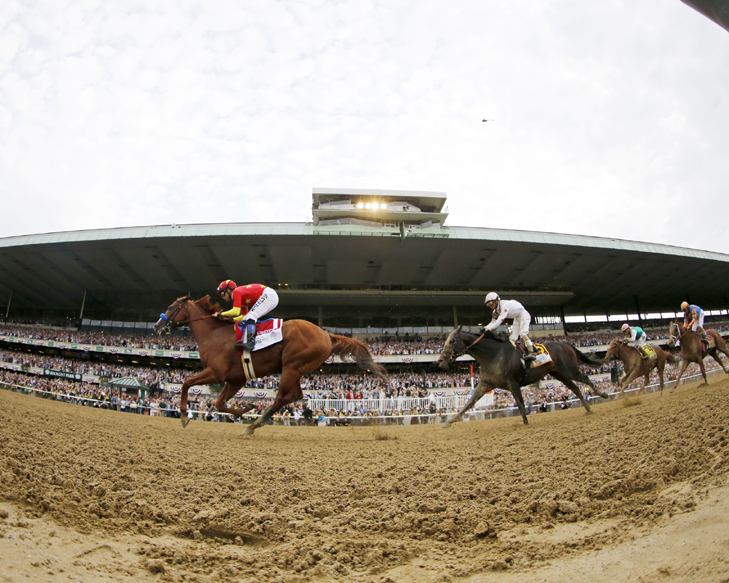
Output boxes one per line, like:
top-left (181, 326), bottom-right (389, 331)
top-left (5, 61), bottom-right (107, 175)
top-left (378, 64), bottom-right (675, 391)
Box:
top-left (603, 339), bottom-right (677, 397)
top-left (437, 327), bottom-right (610, 426)
top-left (668, 321), bottom-right (729, 390)
top-left (154, 296), bottom-right (388, 435)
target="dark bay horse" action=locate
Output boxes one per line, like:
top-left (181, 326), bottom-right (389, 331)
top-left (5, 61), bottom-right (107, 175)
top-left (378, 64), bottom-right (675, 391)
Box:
top-left (668, 321), bottom-right (729, 390)
top-left (154, 296), bottom-right (388, 435)
top-left (604, 339), bottom-right (677, 397)
top-left (437, 327), bottom-right (609, 426)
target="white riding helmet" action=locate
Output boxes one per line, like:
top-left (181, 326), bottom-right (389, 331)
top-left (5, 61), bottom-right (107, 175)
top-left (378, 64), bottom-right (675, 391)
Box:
top-left (484, 292), bottom-right (500, 304)
top-left (621, 323), bottom-right (630, 332)
top-left (680, 301), bottom-right (689, 311)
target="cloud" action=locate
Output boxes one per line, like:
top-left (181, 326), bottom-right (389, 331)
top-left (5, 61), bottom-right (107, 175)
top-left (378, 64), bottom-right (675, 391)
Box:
top-left (0, 0), bottom-right (728, 255)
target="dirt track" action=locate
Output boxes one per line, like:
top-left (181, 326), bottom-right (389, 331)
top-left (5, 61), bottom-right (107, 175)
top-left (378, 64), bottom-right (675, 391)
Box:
top-left (1, 381), bottom-right (729, 583)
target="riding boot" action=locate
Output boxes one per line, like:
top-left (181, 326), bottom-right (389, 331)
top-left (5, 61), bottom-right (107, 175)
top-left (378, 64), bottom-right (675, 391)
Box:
top-left (243, 320), bottom-right (257, 351)
top-left (697, 326), bottom-right (709, 345)
top-left (522, 338), bottom-right (537, 361)
top-left (234, 323), bottom-right (246, 350)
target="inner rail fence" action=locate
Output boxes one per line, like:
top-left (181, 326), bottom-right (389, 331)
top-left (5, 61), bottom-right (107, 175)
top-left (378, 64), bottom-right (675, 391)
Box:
top-left (0, 367), bottom-right (719, 426)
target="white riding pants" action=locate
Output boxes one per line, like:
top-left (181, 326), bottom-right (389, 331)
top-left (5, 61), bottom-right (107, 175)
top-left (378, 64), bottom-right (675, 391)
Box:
top-left (245, 287), bottom-right (279, 321)
top-left (630, 333), bottom-right (647, 348)
top-left (688, 312), bottom-right (705, 332)
top-left (510, 312), bottom-right (532, 347)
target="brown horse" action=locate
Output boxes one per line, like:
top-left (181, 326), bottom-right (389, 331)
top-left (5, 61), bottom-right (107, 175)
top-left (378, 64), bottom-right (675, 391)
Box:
top-left (437, 327), bottom-right (610, 426)
top-left (668, 321), bottom-right (729, 390)
top-left (153, 296), bottom-right (388, 435)
top-left (604, 339), bottom-right (677, 397)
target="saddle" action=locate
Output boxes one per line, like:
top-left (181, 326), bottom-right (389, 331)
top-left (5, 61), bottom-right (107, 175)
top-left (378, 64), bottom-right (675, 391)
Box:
top-left (514, 339), bottom-right (551, 368)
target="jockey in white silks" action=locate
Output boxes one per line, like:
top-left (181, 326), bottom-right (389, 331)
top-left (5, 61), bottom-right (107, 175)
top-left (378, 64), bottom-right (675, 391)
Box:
top-left (483, 292), bottom-right (536, 361)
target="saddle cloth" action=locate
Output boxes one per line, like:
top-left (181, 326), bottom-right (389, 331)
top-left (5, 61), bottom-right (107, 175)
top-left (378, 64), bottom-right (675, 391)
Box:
top-left (237, 319), bottom-right (284, 382)
top-left (236, 318), bottom-right (284, 351)
top-left (527, 343), bottom-right (552, 368)
top-left (642, 344), bottom-right (656, 358)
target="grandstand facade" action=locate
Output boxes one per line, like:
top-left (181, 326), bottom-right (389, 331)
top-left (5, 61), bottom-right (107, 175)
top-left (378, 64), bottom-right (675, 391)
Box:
top-left (2, 187), bottom-right (729, 333)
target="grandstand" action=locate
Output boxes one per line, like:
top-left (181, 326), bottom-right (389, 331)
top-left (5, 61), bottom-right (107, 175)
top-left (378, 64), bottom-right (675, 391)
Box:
top-left (2, 188), bottom-right (729, 331)
top-left (3, 188), bottom-right (729, 422)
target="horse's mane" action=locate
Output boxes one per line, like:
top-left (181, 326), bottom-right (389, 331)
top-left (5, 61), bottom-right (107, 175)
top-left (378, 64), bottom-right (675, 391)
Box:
top-left (194, 295), bottom-right (221, 314)
top-left (481, 328), bottom-right (508, 342)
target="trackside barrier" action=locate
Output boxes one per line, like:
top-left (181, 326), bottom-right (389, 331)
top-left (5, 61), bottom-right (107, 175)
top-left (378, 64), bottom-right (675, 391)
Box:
top-left (306, 396), bottom-right (471, 413)
top-left (1, 366), bottom-right (723, 425)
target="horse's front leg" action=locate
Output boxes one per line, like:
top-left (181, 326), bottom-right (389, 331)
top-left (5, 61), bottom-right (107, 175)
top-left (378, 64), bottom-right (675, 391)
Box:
top-left (698, 359), bottom-right (709, 385)
top-left (670, 359), bottom-right (690, 392)
top-left (179, 368), bottom-right (220, 427)
top-left (618, 368), bottom-right (642, 398)
top-left (443, 379), bottom-right (492, 428)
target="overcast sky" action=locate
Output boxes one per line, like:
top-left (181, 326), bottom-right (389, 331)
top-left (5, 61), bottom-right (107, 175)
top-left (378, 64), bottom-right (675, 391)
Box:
top-left (1, 1), bottom-right (728, 253)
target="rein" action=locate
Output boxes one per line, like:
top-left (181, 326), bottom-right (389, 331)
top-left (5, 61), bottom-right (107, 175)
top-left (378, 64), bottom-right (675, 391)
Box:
top-left (464, 332), bottom-right (485, 352)
top-left (451, 332), bottom-right (485, 359)
top-left (159, 301), bottom-right (216, 328)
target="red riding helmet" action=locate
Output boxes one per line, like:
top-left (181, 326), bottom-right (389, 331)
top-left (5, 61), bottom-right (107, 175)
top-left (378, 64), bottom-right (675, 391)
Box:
top-left (216, 280), bottom-right (237, 295)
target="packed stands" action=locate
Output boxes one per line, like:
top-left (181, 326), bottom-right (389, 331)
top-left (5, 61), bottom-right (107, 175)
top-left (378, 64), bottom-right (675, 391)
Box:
top-left (3, 318), bottom-right (729, 426)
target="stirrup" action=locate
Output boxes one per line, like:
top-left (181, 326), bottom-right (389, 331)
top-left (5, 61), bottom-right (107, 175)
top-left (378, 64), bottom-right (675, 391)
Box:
top-left (523, 353), bottom-right (537, 361)
top-left (234, 342), bottom-right (247, 351)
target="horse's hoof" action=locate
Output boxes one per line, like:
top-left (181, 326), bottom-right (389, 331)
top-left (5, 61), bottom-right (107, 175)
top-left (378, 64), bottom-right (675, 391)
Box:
top-left (242, 427), bottom-right (254, 436)
top-left (442, 422), bottom-right (451, 429)
top-left (181, 418), bottom-right (189, 428)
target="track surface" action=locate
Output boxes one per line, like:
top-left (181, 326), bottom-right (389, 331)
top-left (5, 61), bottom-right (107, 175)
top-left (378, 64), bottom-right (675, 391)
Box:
top-left (1, 381), bottom-right (729, 583)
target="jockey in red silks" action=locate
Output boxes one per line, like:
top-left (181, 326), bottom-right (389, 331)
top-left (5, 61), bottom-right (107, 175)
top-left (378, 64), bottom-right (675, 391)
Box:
top-left (214, 280), bottom-right (279, 351)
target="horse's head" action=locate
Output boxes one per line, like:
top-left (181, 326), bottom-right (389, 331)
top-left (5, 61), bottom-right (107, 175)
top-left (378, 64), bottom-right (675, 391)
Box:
top-left (153, 296), bottom-right (192, 335)
top-left (437, 326), bottom-right (466, 370)
top-left (604, 338), bottom-right (623, 360)
top-left (668, 320), bottom-right (680, 347)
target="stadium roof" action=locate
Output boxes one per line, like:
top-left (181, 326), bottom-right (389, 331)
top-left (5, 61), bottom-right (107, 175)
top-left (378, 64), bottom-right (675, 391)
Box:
top-left (2, 219), bottom-right (729, 324)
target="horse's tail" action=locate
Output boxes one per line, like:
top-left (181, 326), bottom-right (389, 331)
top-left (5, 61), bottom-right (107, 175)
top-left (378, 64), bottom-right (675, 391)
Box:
top-left (664, 351), bottom-right (679, 366)
top-left (328, 334), bottom-right (389, 381)
top-left (571, 345), bottom-right (605, 366)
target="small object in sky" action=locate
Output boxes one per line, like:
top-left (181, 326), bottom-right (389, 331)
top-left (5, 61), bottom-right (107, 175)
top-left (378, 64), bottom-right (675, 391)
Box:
top-left (482, 119), bottom-right (493, 122)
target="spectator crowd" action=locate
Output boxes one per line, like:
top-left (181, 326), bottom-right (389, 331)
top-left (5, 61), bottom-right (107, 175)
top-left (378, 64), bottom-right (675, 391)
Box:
top-left (3, 318), bottom-right (729, 426)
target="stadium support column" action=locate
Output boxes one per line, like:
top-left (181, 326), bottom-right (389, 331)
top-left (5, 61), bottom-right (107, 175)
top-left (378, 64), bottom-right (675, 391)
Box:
top-left (560, 306), bottom-right (567, 336)
top-left (4, 290), bottom-right (12, 321)
top-left (634, 296), bottom-right (643, 322)
top-left (453, 306), bottom-right (458, 327)
top-left (318, 305), bottom-right (323, 327)
top-left (79, 291), bottom-right (87, 322)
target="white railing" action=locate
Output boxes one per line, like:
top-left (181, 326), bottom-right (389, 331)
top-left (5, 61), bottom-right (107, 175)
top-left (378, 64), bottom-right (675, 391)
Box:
top-left (1, 365), bottom-right (723, 425)
top-left (306, 396), bottom-right (471, 413)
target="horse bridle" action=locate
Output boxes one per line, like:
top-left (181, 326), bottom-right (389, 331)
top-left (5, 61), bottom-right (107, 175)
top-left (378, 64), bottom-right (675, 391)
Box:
top-left (668, 323), bottom-right (685, 346)
top-left (446, 331), bottom-right (485, 361)
top-left (158, 298), bottom-right (213, 330)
